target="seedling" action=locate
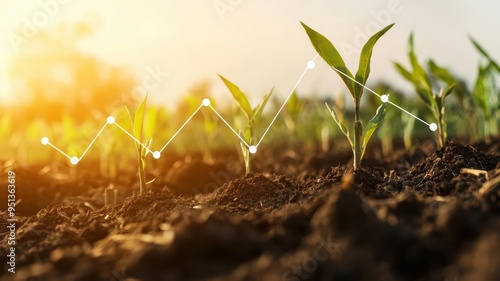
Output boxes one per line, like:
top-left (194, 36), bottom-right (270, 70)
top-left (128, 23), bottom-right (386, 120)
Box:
top-left (218, 74), bottom-right (273, 173)
top-left (428, 60), bottom-right (478, 141)
top-left (301, 22), bottom-right (393, 170)
top-left (394, 33), bottom-right (455, 149)
top-left (127, 94), bottom-right (153, 194)
top-left (470, 37), bottom-right (500, 143)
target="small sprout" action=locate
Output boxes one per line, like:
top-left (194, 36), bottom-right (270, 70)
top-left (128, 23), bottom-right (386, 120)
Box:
top-left (218, 74), bottom-right (273, 173)
top-left (469, 37), bottom-right (500, 143)
top-left (127, 94), bottom-right (152, 194)
top-left (104, 184), bottom-right (117, 206)
top-left (394, 33), bottom-right (455, 149)
top-left (302, 21), bottom-right (394, 170)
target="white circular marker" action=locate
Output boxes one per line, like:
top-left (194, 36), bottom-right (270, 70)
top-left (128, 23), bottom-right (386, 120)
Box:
top-left (153, 151), bottom-right (161, 159)
top-left (380, 95), bottom-right (389, 103)
top-left (249, 146), bottom-right (257, 154)
top-left (70, 157), bottom-right (79, 165)
top-left (429, 123), bottom-right (438, 132)
top-left (202, 98), bottom-right (210, 107)
top-left (307, 61), bottom-right (315, 69)
top-left (41, 137), bottom-right (49, 145)
top-left (107, 116), bottom-right (115, 124)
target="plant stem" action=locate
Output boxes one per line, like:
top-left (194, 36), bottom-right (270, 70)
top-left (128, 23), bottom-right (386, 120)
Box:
top-left (244, 126), bottom-right (255, 174)
top-left (437, 109), bottom-right (446, 149)
top-left (353, 102), bottom-right (362, 170)
top-left (138, 151), bottom-right (146, 194)
top-left (244, 149), bottom-right (251, 174)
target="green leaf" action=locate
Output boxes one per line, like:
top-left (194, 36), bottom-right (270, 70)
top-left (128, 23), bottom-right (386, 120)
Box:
top-left (393, 62), bottom-right (414, 83)
top-left (218, 74), bottom-right (252, 120)
top-left (252, 87), bottom-right (274, 128)
top-left (398, 33), bottom-right (434, 108)
top-left (470, 37), bottom-right (500, 72)
top-left (394, 61), bottom-right (432, 106)
top-left (362, 103), bottom-right (387, 153)
top-left (286, 91), bottom-right (303, 117)
top-left (144, 106), bottom-right (157, 141)
top-left (408, 33), bottom-right (432, 94)
top-left (239, 128), bottom-right (251, 145)
top-left (473, 63), bottom-right (491, 118)
top-left (428, 60), bottom-right (455, 84)
top-left (301, 22), bottom-right (355, 96)
top-left (442, 83), bottom-right (456, 99)
top-left (325, 102), bottom-right (353, 148)
top-left (354, 23), bottom-right (394, 99)
top-left (134, 93), bottom-right (147, 142)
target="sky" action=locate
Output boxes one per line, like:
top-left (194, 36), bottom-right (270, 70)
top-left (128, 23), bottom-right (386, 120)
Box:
top-left (0, 0), bottom-right (499, 108)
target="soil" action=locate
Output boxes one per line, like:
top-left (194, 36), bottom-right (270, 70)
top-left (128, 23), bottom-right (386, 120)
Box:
top-left (1, 138), bottom-right (499, 281)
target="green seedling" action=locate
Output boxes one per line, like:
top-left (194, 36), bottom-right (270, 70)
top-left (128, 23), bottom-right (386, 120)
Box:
top-left (301, 22), bottom-right (393, 170)
top-left (394, 33), bottom-right (455, 149)
top-left (428, 60), bottom-right (478, 141)
top-left (470, 37), bottom-right (500, 142)
top-left (127, 94), bottom-right (153, 194)
top-left (218, 74), bottom-right (273, 173)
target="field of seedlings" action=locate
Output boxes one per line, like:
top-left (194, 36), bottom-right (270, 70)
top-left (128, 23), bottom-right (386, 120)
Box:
top-left (1, 6), bottom-right (500, 281)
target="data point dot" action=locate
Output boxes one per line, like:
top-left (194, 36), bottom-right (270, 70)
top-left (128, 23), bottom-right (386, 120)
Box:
top-left (381, 95), bottom-right (389, 103)
top-left (70, 157), bottom-right (79, 165)
top-left (429, 123), bottom-right (438, 132)
top-left (41, 137), bottom-right (49, 145)
top-left (202, 98), bottom-right (211, 107)
top-left (153, 151), bottom-right (161, 159)
top-left (107, 116), bottom-right (115, 124)
top-left (249, 146), bottom-right (257, 154)
top-left (307, 61), bottom-right (315, 69)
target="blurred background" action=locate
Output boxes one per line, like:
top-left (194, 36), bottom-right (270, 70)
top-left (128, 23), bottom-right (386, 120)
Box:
top-left (0, 0), bottom-right (498, 166)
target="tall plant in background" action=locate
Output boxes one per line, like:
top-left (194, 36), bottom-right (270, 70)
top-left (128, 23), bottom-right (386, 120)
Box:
top-left (218, 75), bottom-right (273, 173)
top-left (301, 22), bottom-right (393, 170)
top-left (394, 33), bottom-right (455, 149)
top-left (427, 60), bottom-right (478, 141)
top-left (470, 37), bottom-right (500, 143)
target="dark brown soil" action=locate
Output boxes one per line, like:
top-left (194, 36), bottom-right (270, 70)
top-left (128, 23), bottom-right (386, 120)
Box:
top-left (1, 139), bottom-right (499, 281)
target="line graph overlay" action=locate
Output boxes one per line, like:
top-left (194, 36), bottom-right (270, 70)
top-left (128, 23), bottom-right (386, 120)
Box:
top-left (327, 64), bottom-right (436, 129)
top-left (159, 103), bottom-right (204, 153)
top-left (207, 103), bottom-right (250, 148)
top-left (78, 121), bottom-right (109, 161)
top-left (112, 122), bottom-right (154, 154)
top-left (256, 54), bottom-right (318, 147)
top-left (41, 53), bottom-right (437, 165)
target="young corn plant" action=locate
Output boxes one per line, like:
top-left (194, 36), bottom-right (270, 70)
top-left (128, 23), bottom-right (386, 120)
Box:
top-left (218, 74), bottom-right (273, 173)
top-left (301, 22), bottom-right (393, 170)
top-left (127, 94), bottom-right (153, 194)
top-left (394, 33), bottom-right (455, 149)
top-left (428, 60), bottom-right (478, 141)
top-left (470, 37), bottom-right (500, 142)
